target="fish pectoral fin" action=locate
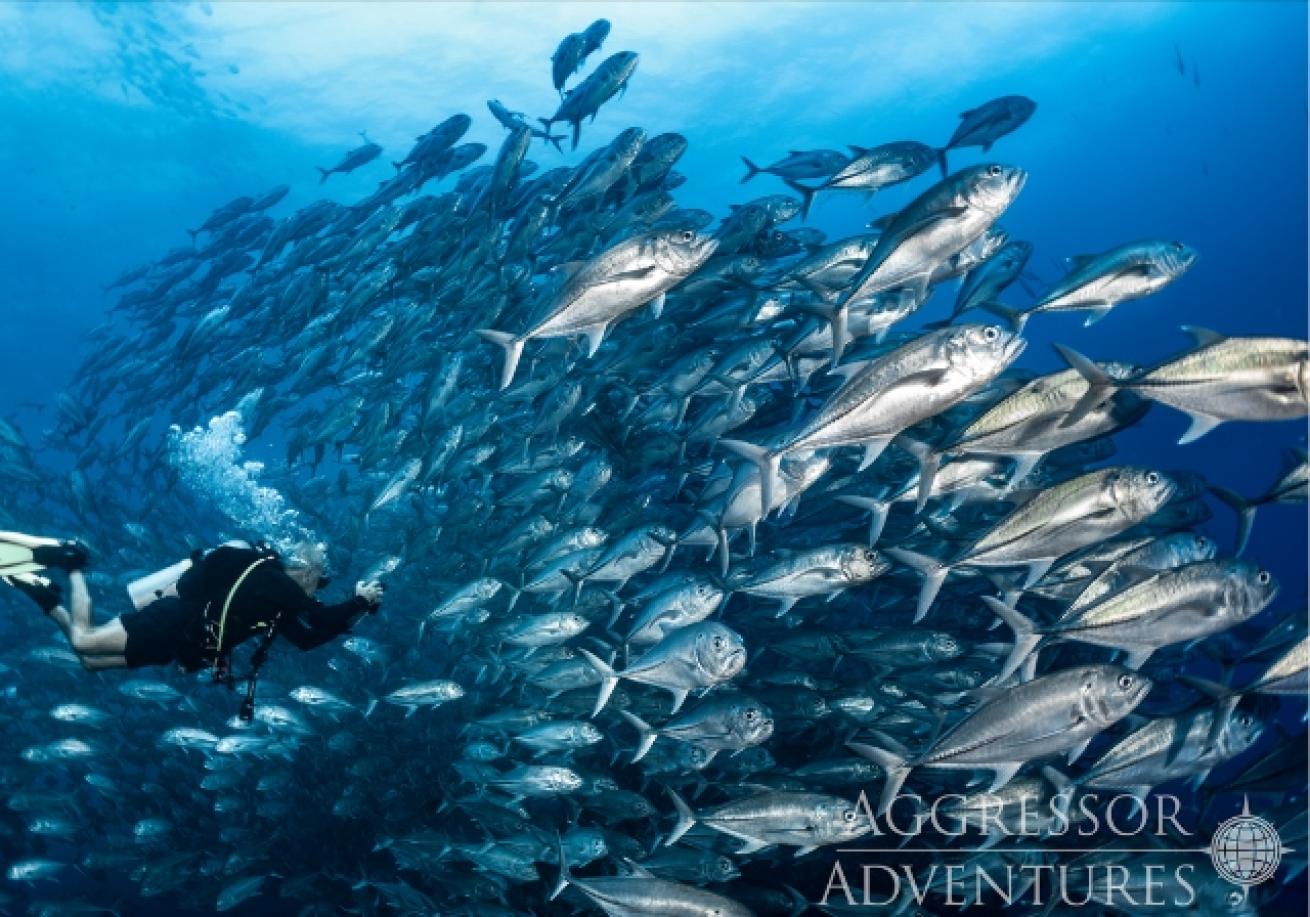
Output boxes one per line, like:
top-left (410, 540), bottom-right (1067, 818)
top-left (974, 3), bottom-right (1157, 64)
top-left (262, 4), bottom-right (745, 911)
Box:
top-left (911, 206), bottom-right (970, 235)
top-left (554, 260), bottom-right (589, 281)
top-left (1112, 263), bottom-right (1157, 280)
top-left (607, 265), bottom-right (660, 284)
top-left (826, 359), bottom-right (874, 383)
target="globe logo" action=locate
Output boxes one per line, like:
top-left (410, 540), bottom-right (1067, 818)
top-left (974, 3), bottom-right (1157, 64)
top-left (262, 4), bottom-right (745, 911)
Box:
top-left (1210, 797), bottom-right (1285, 887)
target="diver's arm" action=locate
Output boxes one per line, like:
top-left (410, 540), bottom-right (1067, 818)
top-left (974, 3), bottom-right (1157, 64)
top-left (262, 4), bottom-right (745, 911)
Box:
top-left (277, 581), bottom-right (382, 651)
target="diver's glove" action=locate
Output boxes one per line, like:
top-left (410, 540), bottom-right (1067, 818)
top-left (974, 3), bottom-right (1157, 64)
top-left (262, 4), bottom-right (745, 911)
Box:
top-left (31, 540), bottom-right (90, 572)
top-left (4, 573), bottom-right (62, 613)
top-left (355, 580), bottom-right (385, 613)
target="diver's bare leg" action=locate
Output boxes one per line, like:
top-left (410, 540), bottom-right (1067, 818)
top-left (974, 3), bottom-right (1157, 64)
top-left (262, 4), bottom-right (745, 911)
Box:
top-left (71, 619), bottom-right (129, 657)
top-left (69, 570), bottom-right (92, 630)
top-left (61, 572), bottom-right (129, 658)
top-left (47, 604), bottom-right (74, 640)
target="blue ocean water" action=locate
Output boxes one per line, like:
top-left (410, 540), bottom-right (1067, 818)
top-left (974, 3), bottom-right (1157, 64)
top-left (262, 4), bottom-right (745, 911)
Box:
top-left (0, 2), bottom-right (1305, 914)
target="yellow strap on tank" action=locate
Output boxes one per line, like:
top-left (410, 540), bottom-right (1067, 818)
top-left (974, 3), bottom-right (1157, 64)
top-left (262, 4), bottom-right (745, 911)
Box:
top-left (212, 557), bottom-right (273, 661)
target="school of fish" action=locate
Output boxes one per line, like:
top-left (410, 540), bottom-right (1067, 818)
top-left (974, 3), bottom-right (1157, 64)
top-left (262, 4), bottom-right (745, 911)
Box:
top-left (0, 17), bottom-right (1306, 917)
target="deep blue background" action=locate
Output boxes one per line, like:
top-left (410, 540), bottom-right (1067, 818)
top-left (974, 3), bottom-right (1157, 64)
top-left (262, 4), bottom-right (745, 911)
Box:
top-left (0, 2), bottom-right (1304, 913)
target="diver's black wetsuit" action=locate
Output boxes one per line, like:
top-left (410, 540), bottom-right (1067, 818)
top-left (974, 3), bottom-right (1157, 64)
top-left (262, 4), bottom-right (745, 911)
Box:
top-left (120, 545), bottom-right (370, 670)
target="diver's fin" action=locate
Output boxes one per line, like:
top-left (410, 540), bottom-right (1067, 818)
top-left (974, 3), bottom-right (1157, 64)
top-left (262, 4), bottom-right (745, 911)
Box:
top-left (3, 572), bottom-right (63, 613)
top-left (0, 533), bottom-right (88, 576)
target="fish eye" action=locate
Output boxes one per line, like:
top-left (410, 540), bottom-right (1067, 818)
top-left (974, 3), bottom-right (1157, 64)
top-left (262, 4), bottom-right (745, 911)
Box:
top-left (713, 637), bottom-right (724, 649)
top-left (844, 810), bottom-right (857, 822)
top-left (679, 230), bottom-right (694, 242)
top-left (1257, 570), bottom-right (1271, 584)
top-left (1227, 891), bottom-right (1243, 907)
top-left (1118, 674), bottom-right (1134, 690)
top-left (983, 325), bottom-right (1000, 341)
top-left (1145, 472), bottom-right (1160, 485)
top-left (1172, 241), bottom-right (1185, 251)
top-left (987, 164), bottom-right (1003, 177)
top-left (745, 710), bottom-right (757, 720)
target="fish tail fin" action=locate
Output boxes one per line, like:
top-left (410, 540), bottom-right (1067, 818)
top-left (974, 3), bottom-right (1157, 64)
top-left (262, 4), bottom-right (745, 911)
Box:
top-left (550, 831), bottom-right (571, 900)
top-left (1052, 343), bottom-right (1118, 428)
top-left (316, 167), bottom-right (330, 184)
top-left (979, 301), bottom-right (1030, 334)
top-left (547, 133), bottom-right (565, 154)
top-left (719, 439), bottom-right (781, 512)
top-left (783, 177), bottom-right (819, 221)
top-left (982, 595), bottom-right (1042, 682)
top-left (665, 786), bottom-right (697, 846)
top-left (884, 547), bottom-right (951, 622)
top-left (619, 709), bottom-right (657, 763)
top-left (475, 329), bottom-right (525, 390)
top-left (740, 156), bottom-right (761, 184)
top-left (576, 647), bottom-right (619, 718)
top-left (847, 741), bottom-right (910, 817)
top-left (1209, 485), bottom-right (1256, 556)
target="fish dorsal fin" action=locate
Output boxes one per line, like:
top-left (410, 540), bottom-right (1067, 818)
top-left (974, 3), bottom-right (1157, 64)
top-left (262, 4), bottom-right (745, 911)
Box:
top-left (959, 108), bottom-right (975, 118)
top-left (847, 145), bottom-right (869, 156)
top-left (1066, 254), bottom-right (1098, 271)
top-left (1180, 325), bottom-right (1226, 347)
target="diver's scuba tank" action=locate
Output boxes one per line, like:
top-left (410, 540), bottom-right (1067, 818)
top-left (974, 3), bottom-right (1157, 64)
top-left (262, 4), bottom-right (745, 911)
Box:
top-left (125, 540), bottom-right (255, 610)
top-left (125, 559), bottom-right (193, 610)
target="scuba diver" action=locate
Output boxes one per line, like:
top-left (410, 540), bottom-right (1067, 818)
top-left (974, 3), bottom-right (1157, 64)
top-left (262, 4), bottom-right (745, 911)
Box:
top-left (0, 532), bottom-right (384, 717)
